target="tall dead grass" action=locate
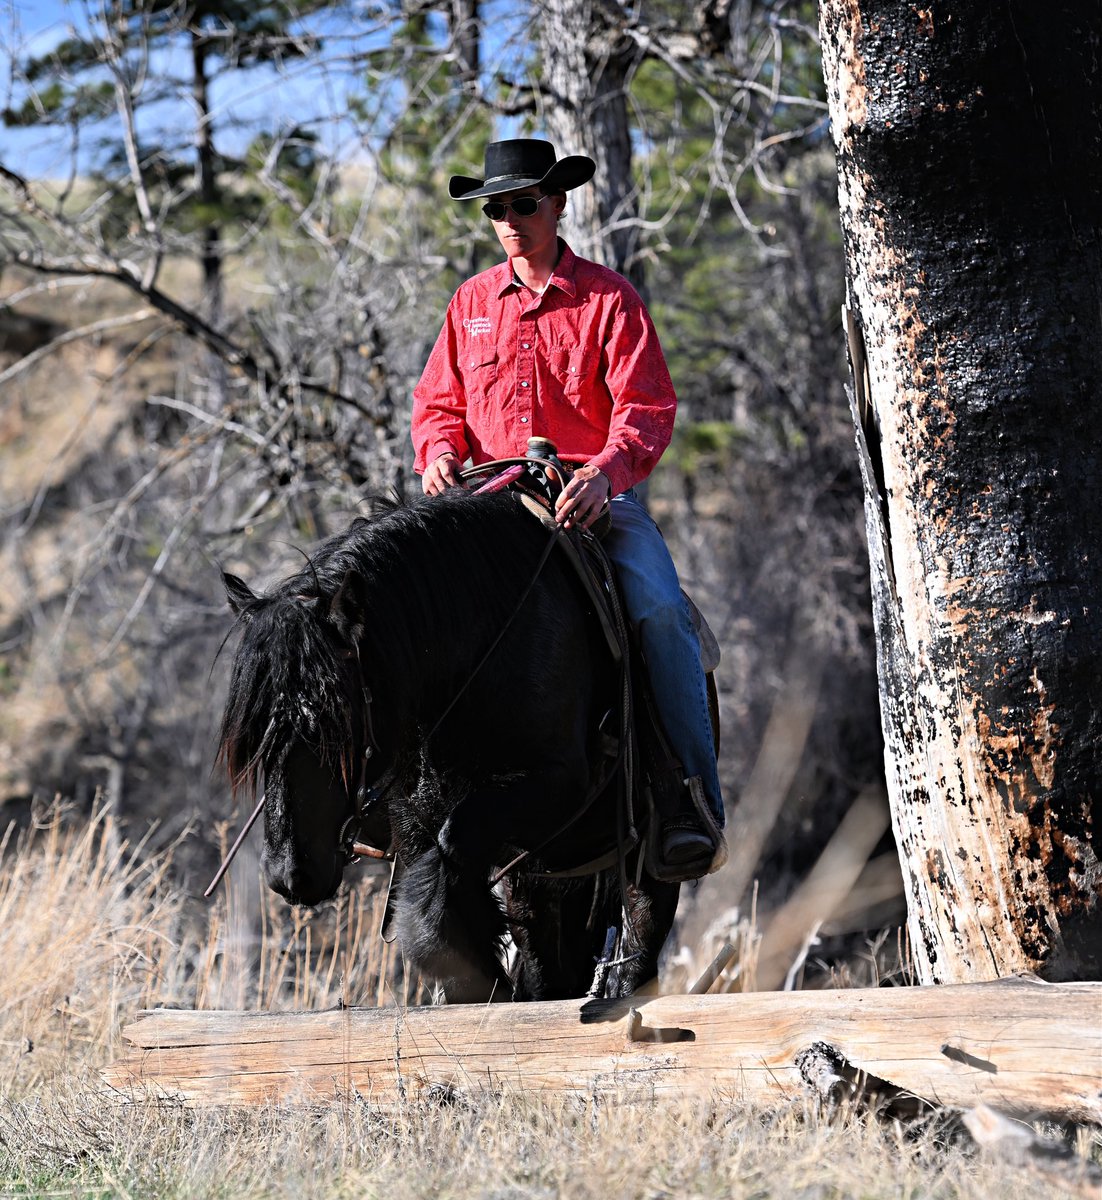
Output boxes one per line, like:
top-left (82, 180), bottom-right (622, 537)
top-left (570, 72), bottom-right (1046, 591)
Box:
top-left (0, 804), bottom-right (411, 1097)
top-left (0, 803), bottom-right (1095, 1200)
top-left (0, 805), bottom-right (178, 1096)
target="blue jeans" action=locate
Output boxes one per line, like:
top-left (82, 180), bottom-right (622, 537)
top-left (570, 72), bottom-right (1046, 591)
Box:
top-left (602, 491), bottom-right (725, 828)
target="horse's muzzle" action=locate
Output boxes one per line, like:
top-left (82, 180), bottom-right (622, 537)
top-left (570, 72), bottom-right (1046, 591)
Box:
top-left (262, 846), bottom-right (343, 908)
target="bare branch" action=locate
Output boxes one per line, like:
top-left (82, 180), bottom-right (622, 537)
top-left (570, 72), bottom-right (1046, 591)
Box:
top-left (1, 167), bottom-right (391, 426)
top-left (0, 307), bottom-right (160, 388)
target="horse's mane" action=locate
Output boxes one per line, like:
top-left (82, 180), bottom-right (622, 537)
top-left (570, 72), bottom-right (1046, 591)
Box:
top-left (218, 490), bottom-right (549, 794)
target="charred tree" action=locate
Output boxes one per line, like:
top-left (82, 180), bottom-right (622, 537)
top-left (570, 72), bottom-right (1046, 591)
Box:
top-left (819, 2), bottom-right (1102, 982)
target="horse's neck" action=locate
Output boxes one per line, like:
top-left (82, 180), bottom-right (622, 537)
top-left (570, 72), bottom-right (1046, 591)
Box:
top-left (358, 596), bottom-right (464, 746)
top-left (361, 581), bottom-right (503, 746)
top-left (355, 501), bottom-right (528, 738)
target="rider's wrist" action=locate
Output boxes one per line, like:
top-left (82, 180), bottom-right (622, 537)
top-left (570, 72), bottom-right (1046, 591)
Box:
top-left (580, 467), bottom-right (610, 495)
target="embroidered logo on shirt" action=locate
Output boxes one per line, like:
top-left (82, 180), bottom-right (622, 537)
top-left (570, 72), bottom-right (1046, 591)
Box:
top-left (463, 316), bottom-right (492, 336)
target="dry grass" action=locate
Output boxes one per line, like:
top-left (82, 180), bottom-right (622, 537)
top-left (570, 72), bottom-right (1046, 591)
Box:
top-left (0, 804), bottom-right (1096, 1200)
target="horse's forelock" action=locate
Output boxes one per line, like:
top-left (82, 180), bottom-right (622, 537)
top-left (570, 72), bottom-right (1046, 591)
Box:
top-left (219, 590), bottom-right (360, 793)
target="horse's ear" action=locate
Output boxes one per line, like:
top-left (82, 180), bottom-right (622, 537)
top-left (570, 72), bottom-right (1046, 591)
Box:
top-left (224, 572), bottom-right (258, 617)
top-left (330, 570), bottom-right (366, 643)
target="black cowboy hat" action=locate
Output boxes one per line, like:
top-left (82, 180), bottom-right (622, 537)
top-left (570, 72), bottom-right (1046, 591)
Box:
top-left (449, 138), bottom-right (595, 201)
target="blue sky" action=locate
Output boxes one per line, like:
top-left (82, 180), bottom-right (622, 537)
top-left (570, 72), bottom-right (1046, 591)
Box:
top-left (2, 0), bottom-right (72, 57)
top-left (1, 1), bottom-right (79, 174)
top-left (1, 0), bottom-right (370, 177)
top-left (0, 0), bottom-right (533, 180)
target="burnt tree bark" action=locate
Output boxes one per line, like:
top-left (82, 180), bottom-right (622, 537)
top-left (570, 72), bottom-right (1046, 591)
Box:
top-left (819, 2), bottom-right (1102, 983)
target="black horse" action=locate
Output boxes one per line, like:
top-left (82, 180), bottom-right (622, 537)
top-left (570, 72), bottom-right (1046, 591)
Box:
top-left (218, 488), bottom-right (680, 1002)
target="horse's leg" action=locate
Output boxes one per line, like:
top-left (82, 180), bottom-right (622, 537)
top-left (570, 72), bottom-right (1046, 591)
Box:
top-left (392, 758), bottom-right (591, 1004)
top-left (505, 869), bottom-right (680, 1000)
top-left (612, 869), bottom-right (682, 998)
top-left (392, 845), bottom-right (512, 1004)
top-left (503, 875), bottom-right (612, 1001)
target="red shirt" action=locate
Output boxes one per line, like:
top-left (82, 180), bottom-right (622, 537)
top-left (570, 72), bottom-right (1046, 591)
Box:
top-left (411, 241), bottom-right (677, 497)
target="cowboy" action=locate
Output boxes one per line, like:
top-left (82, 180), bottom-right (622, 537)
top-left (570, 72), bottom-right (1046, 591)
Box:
top-left (411, 138), bottom-right (725, 881)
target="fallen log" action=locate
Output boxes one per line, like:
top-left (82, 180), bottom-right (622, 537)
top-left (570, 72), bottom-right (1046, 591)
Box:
top-left (103, 976), bottom-right (1102, 1120)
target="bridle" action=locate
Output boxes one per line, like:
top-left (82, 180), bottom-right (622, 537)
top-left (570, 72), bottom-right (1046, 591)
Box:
top-left (335, 660), bottom-right (396, 864)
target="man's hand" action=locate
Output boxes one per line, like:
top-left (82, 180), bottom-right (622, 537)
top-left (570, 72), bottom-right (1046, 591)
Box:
top-left (422, 451), bottom-right (464, 495)
top-left (555, 465), bottom-right (611, 530)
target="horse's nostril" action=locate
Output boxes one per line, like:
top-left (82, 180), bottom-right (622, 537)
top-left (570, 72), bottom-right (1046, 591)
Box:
top-left (269, 876), bottom-right (298, 904)
top-left (265, 856), bottom-right (342, 908)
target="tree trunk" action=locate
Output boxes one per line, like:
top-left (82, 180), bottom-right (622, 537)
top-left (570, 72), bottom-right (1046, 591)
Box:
top-left (450, 0), bottom-right (480, 90)
top-left (191, 30), bottom-right (222, 329)
top-left (190, 28), bottom-right (228, 408)
top-left (538, 0), bottom-right (644, 292)
top-left (819, 1), bottom-right (1102, 983)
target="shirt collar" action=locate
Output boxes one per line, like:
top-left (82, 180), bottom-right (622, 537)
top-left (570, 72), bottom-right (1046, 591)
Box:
top-left (493, 239), bottom-right (578, 300)
top-left (548, 240), bottom-right (578, 298)
top-left (491, 259), bottom-right (516, 298)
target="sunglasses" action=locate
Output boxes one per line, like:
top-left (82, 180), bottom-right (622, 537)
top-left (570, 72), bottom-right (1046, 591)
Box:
top-left (481, 194), bottom-right (550, 221)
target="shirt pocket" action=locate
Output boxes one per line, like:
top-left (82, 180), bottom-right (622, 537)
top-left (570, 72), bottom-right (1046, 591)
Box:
top-left (460, 351), bottom-right (499, 411)
top-left (547, 344), bottom-right (590, 398)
